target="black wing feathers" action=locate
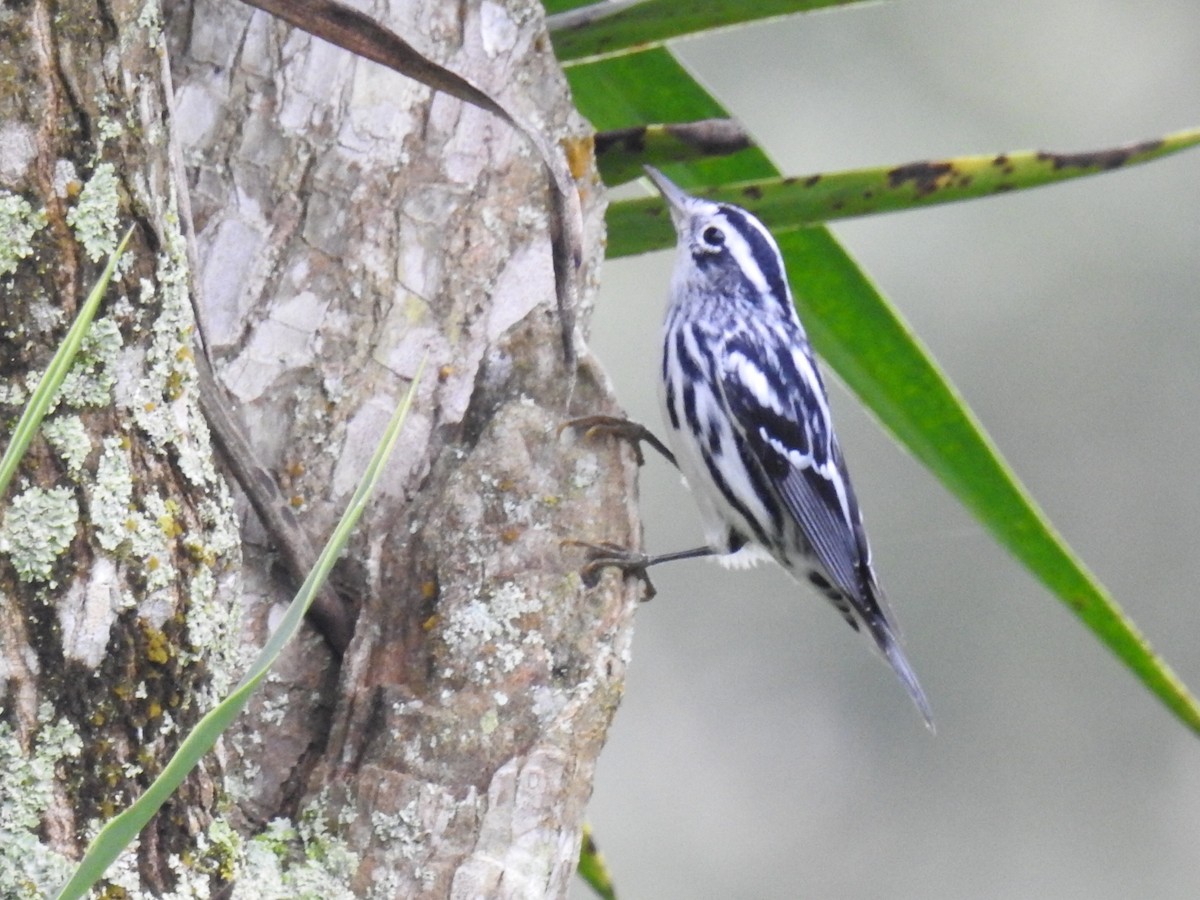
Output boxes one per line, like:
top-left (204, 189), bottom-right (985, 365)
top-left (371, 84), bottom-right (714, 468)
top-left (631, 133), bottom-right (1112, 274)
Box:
top-left (720, 333), bottom-right (868, 603)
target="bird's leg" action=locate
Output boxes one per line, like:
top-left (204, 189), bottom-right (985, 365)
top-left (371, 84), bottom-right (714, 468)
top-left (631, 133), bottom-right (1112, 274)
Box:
top-left (561, 416), bottom-right (695, 599)
top-left (563, 539), bottom-right (718, 601)
top-left (559, 415), bottom-right (678, 469)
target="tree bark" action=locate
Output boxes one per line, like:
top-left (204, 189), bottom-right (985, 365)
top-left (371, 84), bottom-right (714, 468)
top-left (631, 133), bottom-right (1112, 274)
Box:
top-left (2, 0), bottom-right (636, 895)
top-left (1, 0), bottom-right (242, 892)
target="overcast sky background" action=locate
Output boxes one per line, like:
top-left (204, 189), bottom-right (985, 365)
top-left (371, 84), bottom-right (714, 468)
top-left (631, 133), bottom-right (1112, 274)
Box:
top-left (573, 2), bottom-right (1200, 898)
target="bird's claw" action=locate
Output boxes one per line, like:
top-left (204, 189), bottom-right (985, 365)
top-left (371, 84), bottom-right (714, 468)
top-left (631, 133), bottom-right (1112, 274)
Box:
top-left (558, 415), bottom-right (677, 469)
top-left (562, 539), bottom-right (658, 600)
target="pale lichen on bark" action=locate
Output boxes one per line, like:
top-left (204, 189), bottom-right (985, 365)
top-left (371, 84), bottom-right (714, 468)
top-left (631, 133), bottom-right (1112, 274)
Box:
top-left (0, 189), bottom-right (47, 275)
top-left (64, 162), bottom-right (121, 262)
top-left (0, 705), bottom-right (83, 892)
top-left (0, 485), bottom-right (79, 584)
top-left (0, 0), bottom-right (244, 892)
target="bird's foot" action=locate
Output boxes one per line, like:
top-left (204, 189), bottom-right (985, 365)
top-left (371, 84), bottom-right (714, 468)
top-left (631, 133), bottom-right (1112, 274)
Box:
top-left (562, 539), bottom-right (657, 600)
top-left (558, 415), bottom-right (677, 469)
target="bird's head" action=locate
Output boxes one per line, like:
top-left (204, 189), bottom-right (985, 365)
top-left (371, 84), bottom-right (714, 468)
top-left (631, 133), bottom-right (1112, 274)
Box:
top-left (644, 166), bottom-right (793, 314)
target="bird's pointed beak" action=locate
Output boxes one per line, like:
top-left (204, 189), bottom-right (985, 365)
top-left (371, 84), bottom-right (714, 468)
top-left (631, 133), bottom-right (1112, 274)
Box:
top-left (643, 166), bottom-right (691, 231)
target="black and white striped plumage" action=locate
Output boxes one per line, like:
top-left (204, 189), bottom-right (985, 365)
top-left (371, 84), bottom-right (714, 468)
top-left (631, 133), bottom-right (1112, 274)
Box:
top-left (646, 167), bottom-right (932, 726)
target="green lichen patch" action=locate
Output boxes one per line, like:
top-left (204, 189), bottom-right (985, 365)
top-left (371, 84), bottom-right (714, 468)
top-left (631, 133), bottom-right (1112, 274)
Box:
top-left (228, 806), bottom-right (358, 900)
top-left (127, 233), bottom-right (222, 491)
top-left (86, 430), bottom-right (241, 700)
top-left (90, 436), bottom-right (135, 553)
top-left (103, 805), bottom-right (359, 900)
top-left (182, 563), bottom-right (240, 700)
top-left (0, 705), bottom-right (81, 897)
top-left (135, 0), bottom-right (164, 49)
top-left (124, 229), bottom-right (244, 681)
top-left (87, 436), bottom-right (177, 595)
top-left (41, 414), bottom-right (92, 476)
top-left (132, 490), bottom-right (179, 592)
top-left (0, 382), bottom-right (28, 407)
top-left (438, 579), bottom-right (547, 683)
top-left (0, 190), bottom-right (47, 277)
top-left (52, 316), bottom-right (123, 409)
top-left (65, 162), bottom-right (120, 262)
top-left (99, 815), bottom-right (241, 898)
top-left (96, 114), bottom-right (124, 144)
top-left (0, 484), bottom-right (79, 583)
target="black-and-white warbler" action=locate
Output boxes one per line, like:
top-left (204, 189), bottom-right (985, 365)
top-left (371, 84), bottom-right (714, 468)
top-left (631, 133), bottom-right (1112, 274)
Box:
top-left (576, 167), bottom-right (932, 727)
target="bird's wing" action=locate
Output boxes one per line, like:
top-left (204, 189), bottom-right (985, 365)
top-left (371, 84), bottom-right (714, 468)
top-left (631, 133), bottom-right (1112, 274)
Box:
top-left (718, 333), bottom-right (867, 601)
top-left (720, 331), bottom-right (935, 728)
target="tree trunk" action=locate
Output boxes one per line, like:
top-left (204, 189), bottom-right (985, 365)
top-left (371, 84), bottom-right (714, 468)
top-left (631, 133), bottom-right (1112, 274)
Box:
top-left (1, 0), bottom-right (636, 895)
top-left (1, 0), bottom-right (243, 891)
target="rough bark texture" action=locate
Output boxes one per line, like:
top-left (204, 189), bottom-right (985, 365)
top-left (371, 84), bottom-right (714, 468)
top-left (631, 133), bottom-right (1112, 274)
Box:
top-left (0, 0), bottom-right (240, 892)
top-left (177, 0), bottom-right (634, 897)
top-left (1, 0), bottom-right (636, 896)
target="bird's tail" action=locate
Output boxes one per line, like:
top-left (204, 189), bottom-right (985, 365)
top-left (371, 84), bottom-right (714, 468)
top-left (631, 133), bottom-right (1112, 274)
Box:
top-left (868, 614), bottom-right (935, 731)
top-left (789, 560), bottom-right (933, 728)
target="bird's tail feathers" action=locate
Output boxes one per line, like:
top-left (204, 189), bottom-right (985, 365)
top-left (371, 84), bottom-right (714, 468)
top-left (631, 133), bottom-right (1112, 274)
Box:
top-left (869, 615), bottom-right (935, 732)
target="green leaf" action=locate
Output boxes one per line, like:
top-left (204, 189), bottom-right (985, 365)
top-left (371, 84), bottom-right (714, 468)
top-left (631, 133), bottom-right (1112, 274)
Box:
top-left (604, 128), bottom-right (1200, 257)
top-left (549, 0), bottom-right (880, 64)
top-left (0, 225), bottom-right (134, 500)
top-left (779, 228), bottom-right (1200, 734)
top-left (594, 119), bottom-right (758, 185)
top-left (566, 46), bottom-right (727, 129)
top-left (54, 357), bottom-right (427, 900)
top-left (565, 47), bottom-right (774, 185)
top-left (576, 824), bottom-right (618, 900)
top-left (543, 0), bottom-right (588, 11)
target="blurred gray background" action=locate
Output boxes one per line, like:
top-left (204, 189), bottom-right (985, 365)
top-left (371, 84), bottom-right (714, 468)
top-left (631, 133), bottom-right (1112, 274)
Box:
top-left (573, 1), bottom-right (1200, 898)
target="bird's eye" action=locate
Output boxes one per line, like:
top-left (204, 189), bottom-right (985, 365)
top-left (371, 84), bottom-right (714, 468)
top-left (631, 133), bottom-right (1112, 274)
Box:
top-left (701, 225), bottom-right (725, 250)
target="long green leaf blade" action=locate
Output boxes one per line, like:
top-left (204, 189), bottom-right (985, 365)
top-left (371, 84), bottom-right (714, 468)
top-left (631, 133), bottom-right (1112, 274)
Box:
top-left (605, 127), bottom-right (1200, 257)
top-left (779, 228), bottom-right (1200, 733)
top-left (566, 46), bottom-right (726, 128)
top-left (54, 357), bottom-right (426, 900)
top-left (0, 225), bottom-right (134, 499)
top-left (549, 0), bottom-right (880, 64)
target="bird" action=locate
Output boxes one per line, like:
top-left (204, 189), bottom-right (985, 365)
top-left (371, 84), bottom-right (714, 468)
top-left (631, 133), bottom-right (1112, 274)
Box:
top-left (570, 166), bottom-right (932, 727)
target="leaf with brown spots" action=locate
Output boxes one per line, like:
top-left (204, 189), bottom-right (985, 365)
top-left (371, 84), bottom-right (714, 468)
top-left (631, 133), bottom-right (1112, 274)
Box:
top-left (595, 118), bottom-right (754, 184)
top-left (605, 127), bottom-right (1200, 258)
